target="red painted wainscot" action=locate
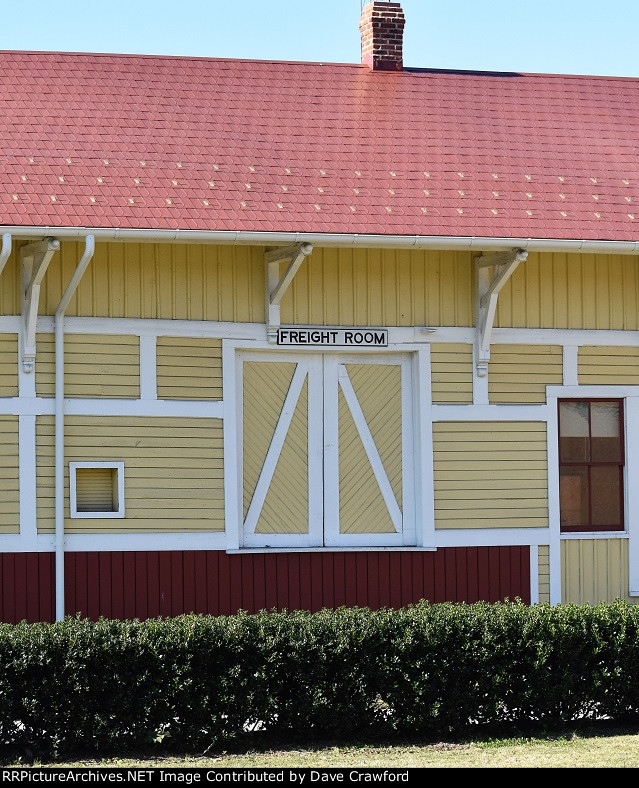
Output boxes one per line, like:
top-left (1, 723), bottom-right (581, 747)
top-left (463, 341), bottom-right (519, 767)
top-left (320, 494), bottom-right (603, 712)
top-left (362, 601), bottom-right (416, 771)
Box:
top-left (0, 546), bottom-right (531, 624)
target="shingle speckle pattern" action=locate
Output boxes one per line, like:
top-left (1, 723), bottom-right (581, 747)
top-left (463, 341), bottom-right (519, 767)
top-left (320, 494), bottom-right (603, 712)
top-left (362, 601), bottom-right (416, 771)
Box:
top-left (1, 51), bottom-right (638, 240)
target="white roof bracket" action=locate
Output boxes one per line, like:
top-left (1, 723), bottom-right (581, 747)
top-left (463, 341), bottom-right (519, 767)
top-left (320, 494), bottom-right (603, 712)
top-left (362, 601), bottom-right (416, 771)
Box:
top-left (474, 247), bottom-right (527, 375)
top-left (265, 242), bottom-right (313, 342)
top-left (21, 236), bottom-right (60, 372)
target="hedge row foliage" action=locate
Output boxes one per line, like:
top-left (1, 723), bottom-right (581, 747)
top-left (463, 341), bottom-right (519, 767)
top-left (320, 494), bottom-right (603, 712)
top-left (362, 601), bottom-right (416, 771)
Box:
top-left (3, 601), bottom-right (639, 757)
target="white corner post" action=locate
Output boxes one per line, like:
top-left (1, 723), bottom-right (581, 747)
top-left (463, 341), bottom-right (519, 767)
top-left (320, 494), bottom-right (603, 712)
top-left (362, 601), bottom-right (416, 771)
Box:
top-left (474, 248), bottom-right (528, 376)
top-left (20, 236), bottom-right (60, 372)
top-left (265, 242), bottom-right (313, 342)
top-left (54, 235), bottom-right (95, 621)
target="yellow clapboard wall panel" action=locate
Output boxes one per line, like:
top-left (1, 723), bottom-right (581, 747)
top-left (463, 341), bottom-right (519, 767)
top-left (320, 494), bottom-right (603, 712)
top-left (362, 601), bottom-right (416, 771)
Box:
top-left (578, 346), bottom-right (639, 385)
top-left (156, 337), bottom-right (222, 400)
top-left (256, 379), bottom-right (309, 534)
top-left (285, 248), bottom-right (473, 327)
top-left (338, 386), bottom-right (395, 534)
top-left (495, 252), bottom-right (639, 330)
top-left (0, 334), bottom-right (18, 396)
top-left (433, 421), bottom-right (549, 529)
top-left (1, 244), bottom-right (635, 332)
top-left (561, 539), bottom-right (637, 604)
top-left (32, 242), bottom-right (472, 325)
top-left (36, 334), bottom-right (140, 398)
top-left (0, 416), bottom-right (19, 533)
top-left (33, 241), bottom-right (265, 321)
top-left (0, 248), bottom-right (20, 316)
top-left (538, 545), bottom-right (550, 603)
top-left (430, 344), bottom-right (473, 404)
top-left (36, 416), bottom-right (224, 533)
top-left (489, 345), bottom-right (563, 403)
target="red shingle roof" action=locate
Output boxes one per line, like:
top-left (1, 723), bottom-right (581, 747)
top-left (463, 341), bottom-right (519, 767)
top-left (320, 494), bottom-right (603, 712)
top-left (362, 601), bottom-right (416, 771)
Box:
top-left (1, 50), bottom-right (639, 240)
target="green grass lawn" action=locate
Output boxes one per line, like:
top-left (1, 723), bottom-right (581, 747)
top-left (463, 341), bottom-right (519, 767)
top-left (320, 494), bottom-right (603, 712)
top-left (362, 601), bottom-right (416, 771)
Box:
top-left (15, 726), bottom-right (639, 769)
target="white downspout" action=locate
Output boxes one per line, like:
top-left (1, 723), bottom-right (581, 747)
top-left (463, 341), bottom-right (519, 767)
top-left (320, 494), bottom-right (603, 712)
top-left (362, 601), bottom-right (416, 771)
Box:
top-left (55, 235), bottom-right (95, 621)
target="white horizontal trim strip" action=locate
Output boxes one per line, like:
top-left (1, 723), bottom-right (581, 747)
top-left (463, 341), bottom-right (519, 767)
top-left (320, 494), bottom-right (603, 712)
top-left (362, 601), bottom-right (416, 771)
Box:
top-left (30, 532), bottom-right (227, 552)
top-left (228, 546), bottom-right (437, 553)
top-left (3, 226), bottom-right (639, 255)
top-left (0, 398), bottom-right (223, 418)
top-left (37, 316), bottom-right (265, 340)
top-left (493, 328), bottom-right (639, 346)
top-left (560, 532), bottom-right (629, 540)
top-left (548, 386), bottom-right (639, 398)
top-left (433, 404), bottom-right (549, 421)
top-left (0, 317), bottom-right (19, 332)
top-left (435, 527), bottom-right (550, 547)
top-left (65, 399), bottom-right (224, 418)
top-left (0, 529), bottom-right (550, 552)
top-left (2, 320), bottom-right (639, 349)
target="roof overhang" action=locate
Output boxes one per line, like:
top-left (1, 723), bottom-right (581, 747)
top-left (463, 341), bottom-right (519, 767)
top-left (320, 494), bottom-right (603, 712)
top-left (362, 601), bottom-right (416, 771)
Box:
top-left (1, 226), bottom-right (639, 255)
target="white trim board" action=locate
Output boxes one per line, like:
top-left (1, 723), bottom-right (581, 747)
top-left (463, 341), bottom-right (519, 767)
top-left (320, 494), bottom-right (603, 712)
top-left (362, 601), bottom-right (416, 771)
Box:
top-left (0, 317), bottom-right (635, 348)
top-left (0, 397), bottom-right (223, 418)
top-left (0, 528), bottom-right (551, 553)
top-left (434, 528), bottom-right (550, 547)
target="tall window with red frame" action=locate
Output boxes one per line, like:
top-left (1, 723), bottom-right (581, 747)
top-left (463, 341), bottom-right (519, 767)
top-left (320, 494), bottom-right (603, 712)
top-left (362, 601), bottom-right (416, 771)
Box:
top-left (558, 399), bottom-right (624, 532)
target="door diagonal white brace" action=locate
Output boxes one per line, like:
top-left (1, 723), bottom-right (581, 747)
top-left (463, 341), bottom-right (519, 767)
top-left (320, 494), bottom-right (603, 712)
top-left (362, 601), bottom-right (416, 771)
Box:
top-left (21, 236), bottom-right (60, 372)
top-left (474, 248), bottom-right (527, 376)
top-left (244, 365), bottom-right (308, 533)
top-left (265, 242), bottom-right (313, 342)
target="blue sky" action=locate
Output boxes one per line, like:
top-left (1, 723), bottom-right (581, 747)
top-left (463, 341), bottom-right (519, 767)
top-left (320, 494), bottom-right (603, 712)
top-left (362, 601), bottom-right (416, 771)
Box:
top-left (1, 0), bottom-right (637, 77)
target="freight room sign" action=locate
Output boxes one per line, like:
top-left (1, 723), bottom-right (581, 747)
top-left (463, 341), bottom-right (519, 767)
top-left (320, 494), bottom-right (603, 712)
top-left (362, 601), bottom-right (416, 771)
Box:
top-left (277, 327), bottom-right (388, 348)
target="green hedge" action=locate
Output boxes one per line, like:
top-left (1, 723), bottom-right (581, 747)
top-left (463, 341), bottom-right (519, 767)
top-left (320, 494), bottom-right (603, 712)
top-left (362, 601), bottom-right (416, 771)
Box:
top-left (2, 601), bottom-right (639, 758)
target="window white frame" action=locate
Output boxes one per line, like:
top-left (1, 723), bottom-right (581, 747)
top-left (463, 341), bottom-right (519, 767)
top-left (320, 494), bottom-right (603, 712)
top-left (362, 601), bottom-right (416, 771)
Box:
top-left (547, 386), bottom-right (639, 596)
top-left (69, 461), bottom-right (125, 519)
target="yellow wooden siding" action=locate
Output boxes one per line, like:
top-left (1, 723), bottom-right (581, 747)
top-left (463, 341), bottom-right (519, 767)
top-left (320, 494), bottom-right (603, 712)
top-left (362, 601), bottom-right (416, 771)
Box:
top-left (496, 252), bottom-right (639, 330)
top-left (578, 346), bottom-right (639, 385)
top-left (284, 248), bottom-right (473, 327)
top-left (433, 421), bottom-right (549, 529)
top-left (243, 360), bottom-right (308, 534)
top-left (36, 416), bottom-right (224, 533)
top-left (338, 364), bottom-right (402, 534)
top-left (156, 337), bottom-right (222, 400)
top-left (488, 345), bottom-right (563, 404)
top-left (0, 247), bottom-right (20, 316)
top-left (4, 242), bottom-right (472, 326)
top-left (3, 244), bottom-right (638, 332)
top-left (36, 242), bottom-right (265, 321)
top-left (561, 539), bottom-right (637, 604)
top-left (36, 334), bottom-right (140, 398)
top-left (0, 416), bottom-right (19, 533)
top-left (538, 545), bottom-right (550, 603)
top-left (430, 343), bottom-right (473, 404)
top-left (0, 334), bottom-right (18, 396)
top-left (75, 467), bottom-right (116, 512)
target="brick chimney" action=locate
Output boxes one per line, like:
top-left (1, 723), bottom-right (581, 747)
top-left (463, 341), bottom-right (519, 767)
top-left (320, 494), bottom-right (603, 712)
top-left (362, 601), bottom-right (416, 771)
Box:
top-left (359, 1), bottom-right (406, 72)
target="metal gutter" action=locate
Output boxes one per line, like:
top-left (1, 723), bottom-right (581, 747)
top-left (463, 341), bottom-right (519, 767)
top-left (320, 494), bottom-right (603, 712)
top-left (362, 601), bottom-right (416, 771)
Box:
top-left (0, 226), bottom-right (639, 254)
top-left (54, 235), bottom-right (95, 622)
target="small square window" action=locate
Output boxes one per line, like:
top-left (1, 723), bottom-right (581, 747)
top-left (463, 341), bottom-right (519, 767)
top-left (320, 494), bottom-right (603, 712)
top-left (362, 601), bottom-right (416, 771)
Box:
top-left (70, 462), bottom-right (125, 519)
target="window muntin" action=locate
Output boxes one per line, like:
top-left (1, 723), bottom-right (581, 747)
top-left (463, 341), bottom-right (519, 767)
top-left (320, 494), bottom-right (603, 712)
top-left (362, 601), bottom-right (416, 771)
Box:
top-left (559, 399), bottom-right (624, 532)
